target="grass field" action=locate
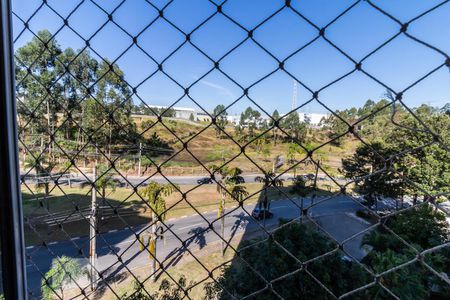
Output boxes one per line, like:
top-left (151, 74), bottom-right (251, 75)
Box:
top-left (28, 117), bottom-right (360, 179)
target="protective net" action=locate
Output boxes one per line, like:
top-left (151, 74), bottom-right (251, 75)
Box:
top-left (12, 0), bottom-right (450, 299)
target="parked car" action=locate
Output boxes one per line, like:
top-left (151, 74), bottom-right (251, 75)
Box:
top-left (197, 177), bottom-right (213, 184)
top-left (251, 207), bottom-right (273, 220)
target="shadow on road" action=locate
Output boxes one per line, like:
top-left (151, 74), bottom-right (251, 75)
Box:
top-left (157, 225), bottom-right (210, 280)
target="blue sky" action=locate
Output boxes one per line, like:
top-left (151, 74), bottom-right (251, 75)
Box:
top-left (12, 0), bottom-right (450, 116)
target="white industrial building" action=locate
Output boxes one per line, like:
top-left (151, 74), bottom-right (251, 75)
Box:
top-left (226, 115), bottom-right (240, 125)
top-left (173, 107), bottom-right (196, 119)
top-left (140, 105), bottom-right (328, 127)
top-left (197, 112), bottom-right (212, 122)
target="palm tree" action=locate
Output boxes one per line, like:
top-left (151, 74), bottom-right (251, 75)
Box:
top-left (254, 170), bottom-right (283, 226)
top-left (223, 168), bottom-right (248, 255)
top-left (210, 164), bottom-right (229, 254)
top-left (96, 165), bottom-right (118, 203)
top-left (141, 182), bottom-right (177, 281)
top-left (210, 165), bottom-right (248, 255)
top-left (41, 256), bottom-right (84, 300)
top-left (226, 166), bottom-right (245, 184)
top-left (120, 160), bottom-right (134, 188)
top-left (24, 153), bottom-right (55, 210)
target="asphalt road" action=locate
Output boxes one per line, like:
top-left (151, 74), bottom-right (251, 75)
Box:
top-left (25, 195), bottom-right (365, 297)
top-left (22, 172), bottom-right (346, 187)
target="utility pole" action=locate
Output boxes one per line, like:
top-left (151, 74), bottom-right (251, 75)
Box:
top-left (138, 142), bottom-right (142, 177)
top-left (150, 211), bottom-right (157, 282)
top-left (313, 159), bottom-right (320, 190)
top-left (89, 165), bottom-right (97, 291)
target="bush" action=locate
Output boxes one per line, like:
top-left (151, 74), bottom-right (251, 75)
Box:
top-left (290, 175), bottom-right (311, 197)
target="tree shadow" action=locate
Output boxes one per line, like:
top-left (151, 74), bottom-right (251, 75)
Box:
top-left (187, 226), bottom-right (208, 250)
top-left (223, 212), bottom-right (252, 253)
top-left (158, 225), bottom-right (210, 277)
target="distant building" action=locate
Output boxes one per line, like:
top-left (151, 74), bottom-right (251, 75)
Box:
top-left (139, 105), bottom-right (209, 122)
top-left (135, 105), bottom-right (329, 127)
top-left (197, 112), bottom-right (212, 123)
top-left (226, 115), bottom-right (240, 126)
top-left (137, 105), bottom-right (194, 119)
top-left (173, 107), bottom-right (196, 120)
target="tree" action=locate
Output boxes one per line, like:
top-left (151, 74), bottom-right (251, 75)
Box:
top-left (189, 113), bottom-right (195, 122)
top-left (210, 165), bottom-right (248, 255)
top-left (41, 256), bottom-right (84, 300)
top-left (156, 107), bottom-right (176, 117)
top-left (24, 153), bottom-right (55, 201)
top-left (389, 106), bottom-right (450, 199)
top-left (369, 249), bottom-right (428, 300)
top-left (16, 32), bottom-right (143, 160)
top-left (213, 104), bottom-right (228, 138)
top-left (239, 107), bottom-right (261, 139)
top-left (290, 175), bottom-right (311, 197)
top-left (210, 164), bottom-right (228, 255)
top-left (95, 60), bottom-right (134, 156)
top-left (286, 142), bottom-right (303, 176)
top-left (281, 112), bottom-right (306, 143)
top-left (320, 111), bottom-right (349, 146)
top-left (341, 141), bottom-right (403, 208)
top-left (360, 205), bottom-right (450, 299)
top-left (140, 182), bottom-right (177, 281)
top-left (56, 48), bottom-right (99, 141)
top-left (388, 204), bottom-right (448, 249)
top-left (95, 164), bottom-right (118, 203)
top-left (442, 103), bottom-right (450, 116)
top-left (269, 109), bottom-right (280, 145)
top-left (15, 30), bottom-right (63, 157)
top-left (342, 104), bottom-right (450, 205)
top-left (206, 221), bottom-right (370, 300)
top-left (123, 276), bottom-right (190, 300)
top-left (254, 171), bottom-right (283, 226)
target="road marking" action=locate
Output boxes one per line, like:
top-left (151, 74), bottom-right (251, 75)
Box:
top-left (108, 229), bottom-right (118, 233)
top-left (26, 246), bottom-right (34, 250)
top-left (271, 205), bottom-right (288, 210)
top-left (101, 238), bottom-right (135, 250)
top-left (115, 239), bottom-right (135, 247)
top-left (177, 222), bottom-right (204, 231)
top-left (48, 241), bottom-right (57, 245)
top-left (71, 236), bottom-right (80, 240)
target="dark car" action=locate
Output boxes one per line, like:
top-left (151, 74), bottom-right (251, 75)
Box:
top-left (197, 177), bottom-right (213, 184)
top-left (251, 207), bottom-right (273, 220)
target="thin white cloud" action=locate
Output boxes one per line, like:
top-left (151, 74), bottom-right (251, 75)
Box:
top-left (199, 79), bottom-right (236, 99)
